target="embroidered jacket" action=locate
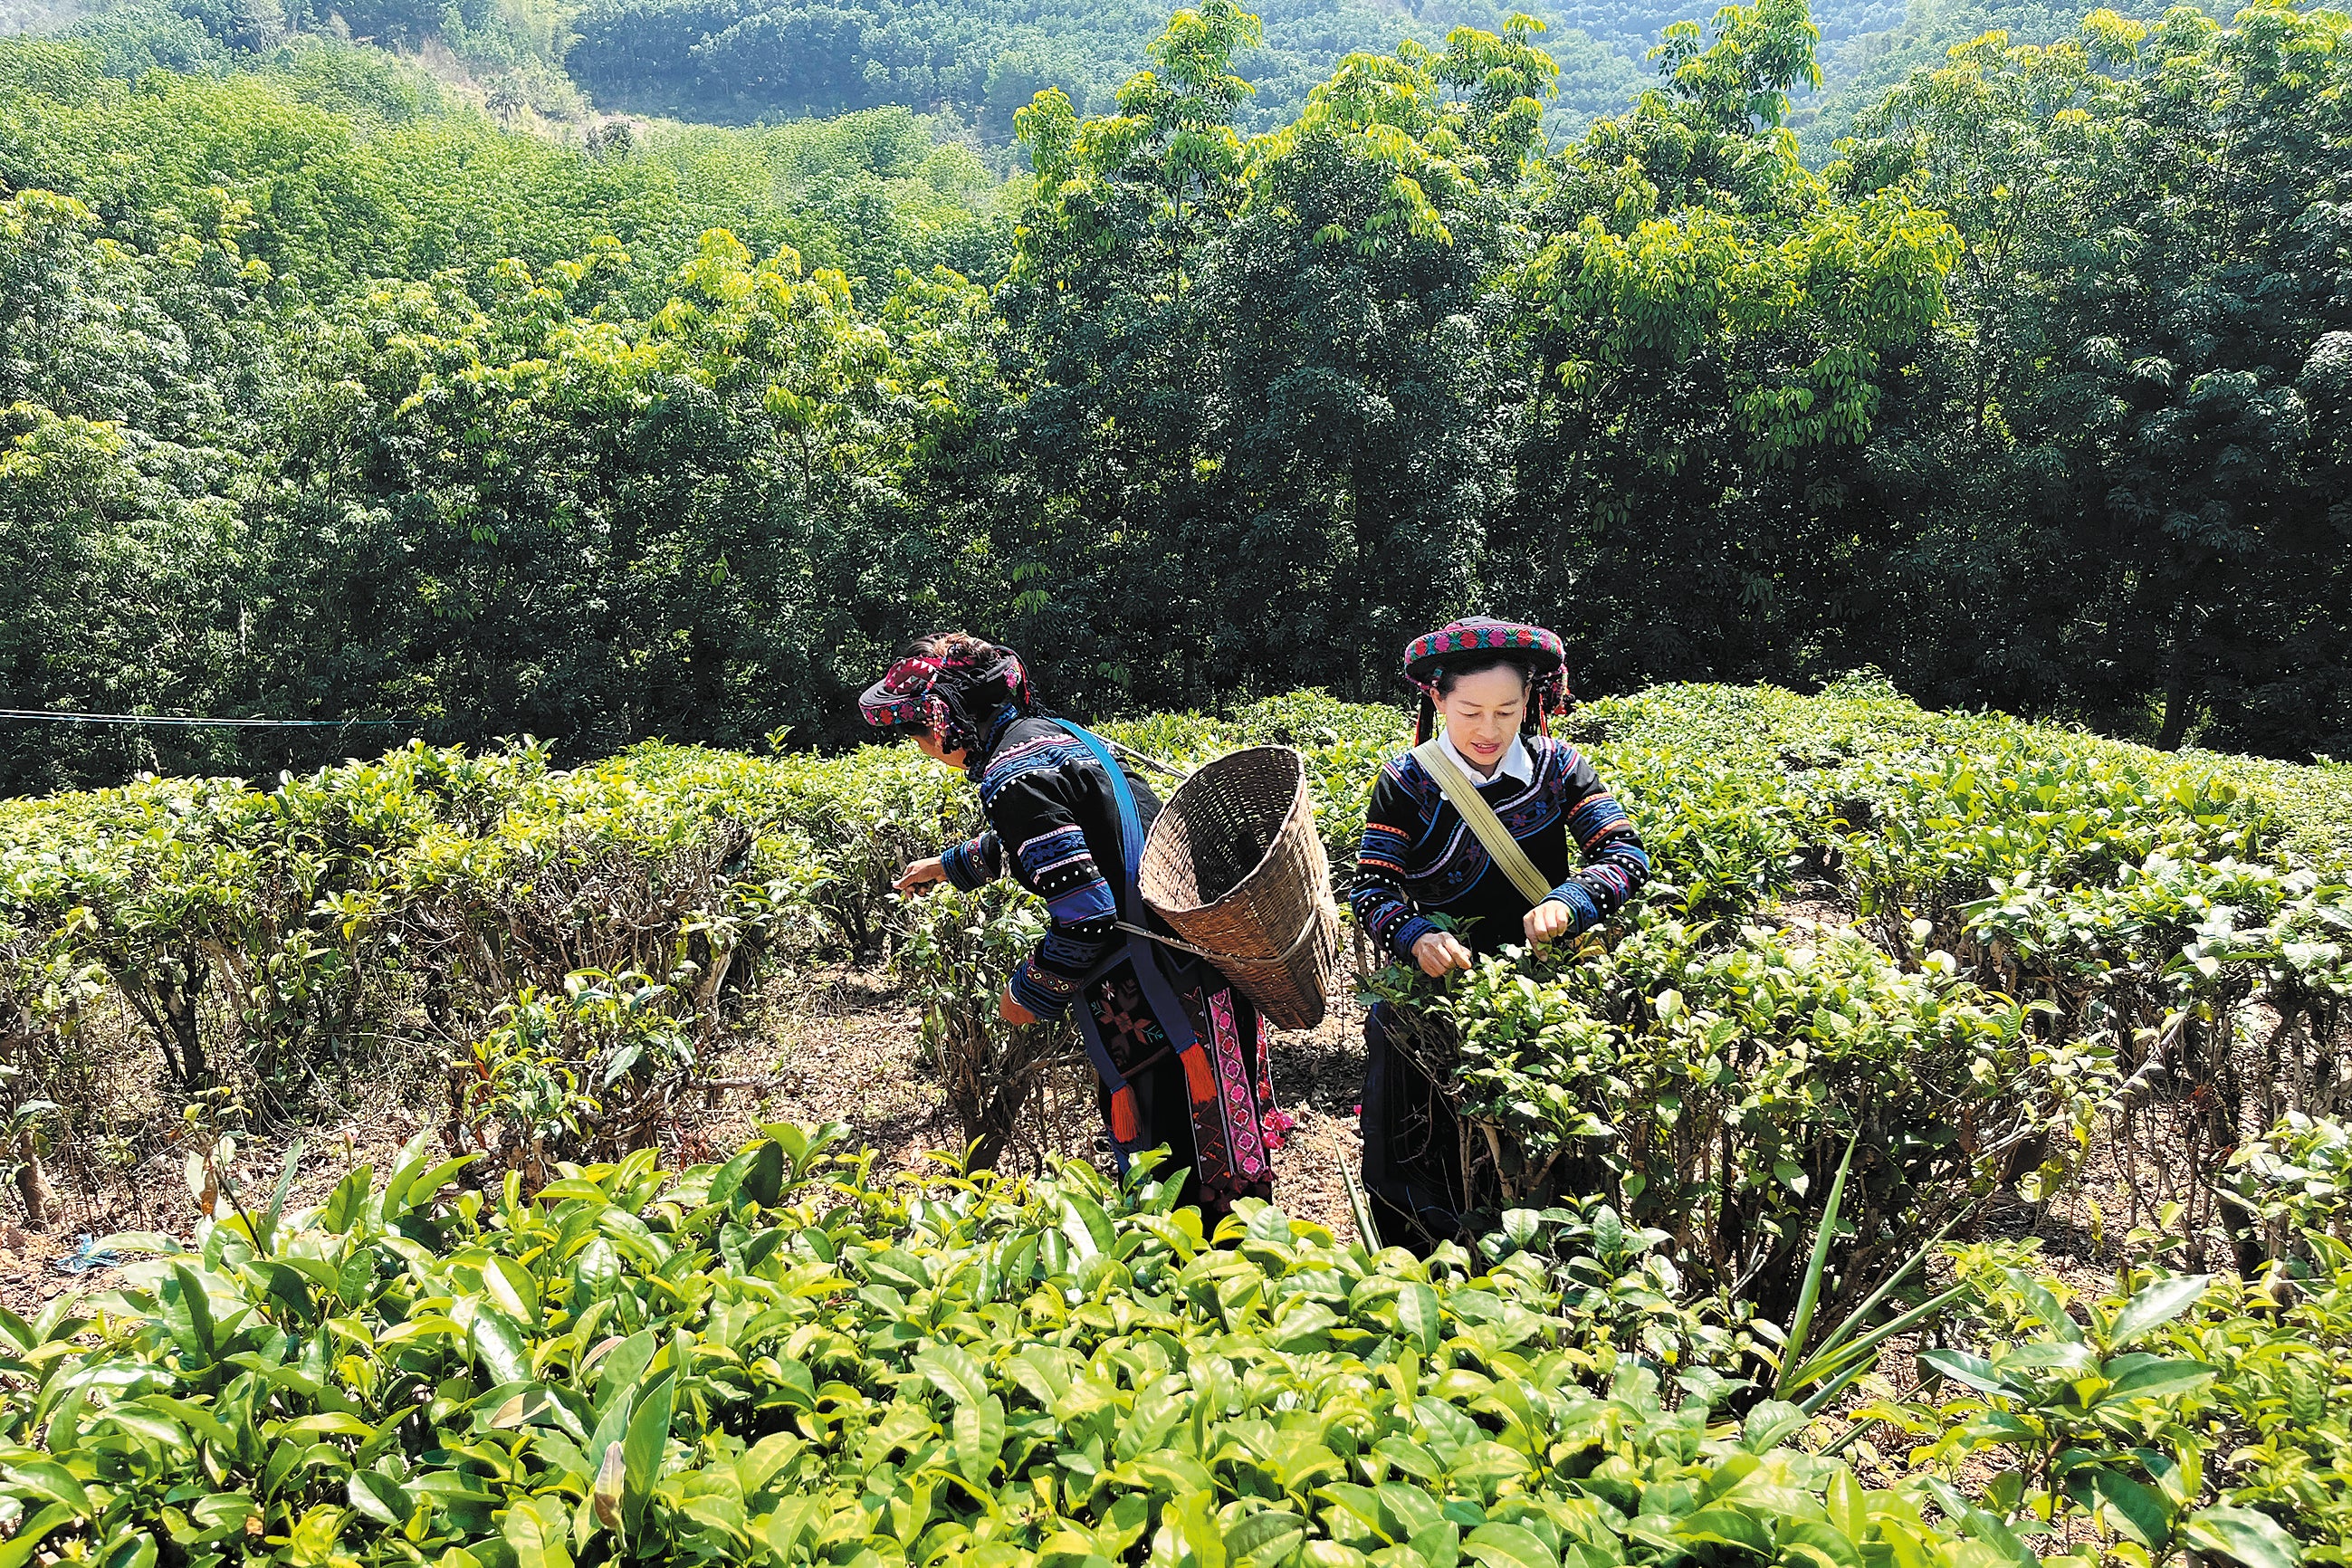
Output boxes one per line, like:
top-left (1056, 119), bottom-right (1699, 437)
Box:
top-left (1352, 735), bottom-right (1650, 961)
top-left (937, 714), bottom-right (1159, 1020)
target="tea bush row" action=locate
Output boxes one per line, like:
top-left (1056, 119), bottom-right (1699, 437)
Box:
top-left (4, 678), bottom-right (2349, 1276)
top-left (0, 1133), bottom-right (2025, 1568)
top-left (5, 1123), bottom-right (2346, 1568)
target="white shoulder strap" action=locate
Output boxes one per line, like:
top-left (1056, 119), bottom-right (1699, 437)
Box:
top-left (1410, 740), bottom-right (1555, 906)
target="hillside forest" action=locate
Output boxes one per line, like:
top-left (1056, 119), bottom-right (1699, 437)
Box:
top-left (11, 0), bottom-right (2070, 144)
top-left (0, 0), bottom-right (2340, 793)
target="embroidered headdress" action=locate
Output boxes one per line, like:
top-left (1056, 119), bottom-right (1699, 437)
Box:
top-left (1402, 617), bottom-right (1571, 744)
top-left (859, 634), bottom-right (1035, 760)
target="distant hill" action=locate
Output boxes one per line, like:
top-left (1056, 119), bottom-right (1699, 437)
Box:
top-left (1789, 0), bottom-right (2187, 156)
top-left (21, 0), bottom-right (1654, 148)
top-left (561, 0), bottom-right (1647, 141)
top-left (0, 0), bottom-right (82, 29)
top-left (6, 0), bottom-right (2182, 164)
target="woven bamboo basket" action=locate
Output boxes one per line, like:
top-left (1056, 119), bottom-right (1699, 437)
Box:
top-left (1139, 745), bottom-right (1341, 1030)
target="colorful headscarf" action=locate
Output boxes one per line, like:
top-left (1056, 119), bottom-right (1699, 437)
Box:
top-left (858, 636), bottom-right (1035, 760)
top-left (1402, 617), bottom-right (1571, 743)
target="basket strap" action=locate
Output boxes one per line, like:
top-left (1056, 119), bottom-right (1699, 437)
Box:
top-left (1100, 735), bottom-right (1192, 781)
top-left (1052, 720), bottom-right (1200, 1058)
top-left (1410, 740), bottom-right (1555, 906)
top-left (1114, 901), bottom-right (1331, 969)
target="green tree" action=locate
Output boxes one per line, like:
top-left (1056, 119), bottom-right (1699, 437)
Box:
top-left (1838, 2), bottom-right (2352, 756)
top-left (1487, 0), bottom-right (1960, 690)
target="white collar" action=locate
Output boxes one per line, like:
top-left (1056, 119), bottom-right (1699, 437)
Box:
top-left (1439, 729), bottom-right (1533, 787)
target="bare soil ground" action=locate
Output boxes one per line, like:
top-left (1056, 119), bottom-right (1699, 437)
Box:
top-left (715, 966), bottom-right (1379, 1245)
top-left (0, 964), bottom-right (1380, 1321)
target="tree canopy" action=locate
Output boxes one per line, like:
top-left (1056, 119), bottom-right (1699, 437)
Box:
top-left (0, 0), bottom-right (2343, 790)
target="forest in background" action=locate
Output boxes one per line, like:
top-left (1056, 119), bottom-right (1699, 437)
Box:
top-left (0, 0), bottom-right (2196, 150)
top-left (0, 0), bottom-right (2344, 792)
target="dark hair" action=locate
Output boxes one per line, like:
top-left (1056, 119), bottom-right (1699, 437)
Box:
top-left (881, 632), bottom-right (1034, 759)
top-left (1432, 651), bottom-right (1535, 699)
top-left (896, 629), bottom-right (1001, 666)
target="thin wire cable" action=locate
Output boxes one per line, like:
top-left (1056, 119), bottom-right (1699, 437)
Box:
top-left (0, 710), bottom-right (400, 728)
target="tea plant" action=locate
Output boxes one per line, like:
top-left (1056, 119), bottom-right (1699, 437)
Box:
top-left (898, 883), bottom-right (1081, 1169)
top-left (0, 1130), bottom-right (2031, 1568)
top-left (2223, 1111), bottom-right (2352, 1248)
top-left (1369, 907), bottom-right (2110, 1322)
top-left (445, 970), bottom-right (708, 1189)
top-left (1858, 1247), bottom-right (2333, 1566)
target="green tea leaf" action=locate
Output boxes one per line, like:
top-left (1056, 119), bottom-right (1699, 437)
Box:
top-left (348, 1469), bottom-right (411, 1527)
top-left (741, 1139), bottom-right (785, 1208)
top-left (3, 1458), bottom-right (91, 1516)
top-left (952, 1391), bottom-right (1005, 1483)
top-left (394, 1155), bottom-right (480, 1218)
top-left (1917, 1347), bottom-right (2007, 1395)
top-left (916, 1342), bottom-right (990, 1408)
top-left (1396, 1283), bottom-right (1440, 1353)
top-left (0, 1504), bottom-right (76, 1568)
top-left (2096, 1354), bottom-right (2221, 1407)
top-left (1061, 1190), bottom-right (1115, 1260)
top-left (2186, 1506), bottom-right (2302, 1568)
top-left (504, 1494), bottom-right (573, 1568)
top-left (320, 1165), bottom-right (372, 1234)
top-left (2108, 1275), bottom-right (2213, 1345)
top-left (2080, 1468), bottom-right (2172, 1549)
top-left (1172, 1488), bottom-right (1226, 1568)
top-left (1229, 1511), bottom-right (1307, 1566)
top-left (191, 1495), bottom-right (258, 1535)
top-left (595, 1331), bottom-right (655, 1410)
top-left (1464, 1523), bottom-right (1554, 1568)
top-left (98, 1529), bottom-right (156, 1568)
top-left (622, 1372), bottom-right (674, 1496)
top-left (168, 1264), bottom-right (217, 1362)
top-left (2003, 1267), bottom-right (2083, 1343)
top-left (470, 1305), bottom-right (531, 1386)
top-left (483, 1257), bottom-right (540, 1325)
top-left (1742, 1400), bottom-right (1808, 1453)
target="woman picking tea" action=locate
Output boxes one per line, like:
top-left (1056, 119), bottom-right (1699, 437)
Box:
top-left (1351, 617), bottom-right (1649, 1249)
top-left (864, 633), bottom-right (1286, 1218)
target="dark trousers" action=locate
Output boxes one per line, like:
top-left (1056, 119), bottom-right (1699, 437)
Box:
top-left (1360, 1001), bottom-right (1467, 1254)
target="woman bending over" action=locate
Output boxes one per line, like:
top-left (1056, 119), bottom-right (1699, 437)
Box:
top-left (865, 633), bottom-right (1286, 1219)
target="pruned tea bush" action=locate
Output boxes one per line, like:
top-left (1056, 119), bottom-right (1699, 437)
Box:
top-left (1368, 904), bottom-right (2111, 1322)
top-left (0, 1132), bottom-right (2022, 1568)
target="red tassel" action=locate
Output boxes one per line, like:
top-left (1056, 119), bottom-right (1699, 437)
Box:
top-left (1109, 1085), bottom-right (1141, 1145)
top-left (1181, 1046), bottom-right (1216, 1105)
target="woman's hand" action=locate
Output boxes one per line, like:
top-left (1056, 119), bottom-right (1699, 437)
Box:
top-left (895, 856), bottom-right (948, 895)
top-left (1411, 930), bottom-right (1475, 978)
top-left (999, 986), bottom-right (1039, 1026)
top-left (1524, 898), bottom-right (1577, 945)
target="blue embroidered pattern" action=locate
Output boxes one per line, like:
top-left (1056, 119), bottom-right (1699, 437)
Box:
top-left (1017, 825), bottom-right (1093, 880)
top-left (1018, 825), bottom-right (1116, 926)
top-left (942, 832), bottom-right (1000, 890)
top-left (943, 722), bottom-right (1127, 1022)
top-left (978, 731), bottom-right (1093, 807)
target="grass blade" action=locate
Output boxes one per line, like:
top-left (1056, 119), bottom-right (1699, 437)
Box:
top-left (1806, 1202), bottom-right (1973, 1362)
top-left (1340, 1160), bottom-right (1382, 1253)
top-left (1787, 1278), bottom-right (1975, 1410)
top-left (1775, 1130), bottom-right (1859, 1397)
